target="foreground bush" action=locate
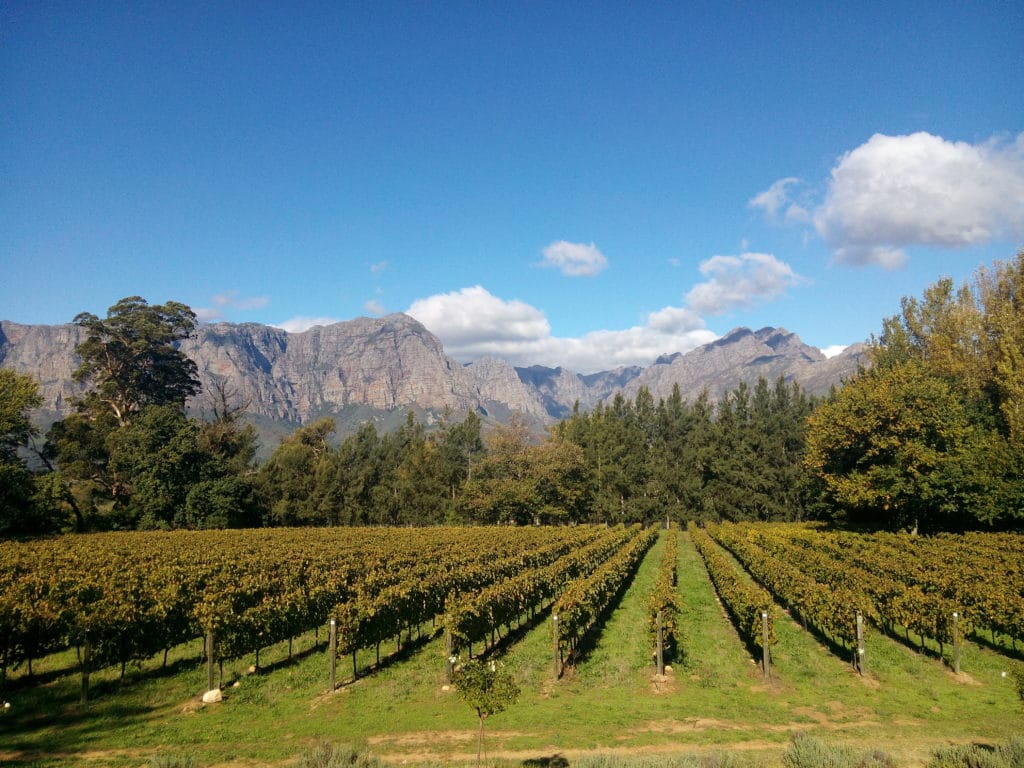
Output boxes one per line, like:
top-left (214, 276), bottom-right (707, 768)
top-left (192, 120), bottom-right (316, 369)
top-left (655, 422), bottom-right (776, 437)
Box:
top-left (782, 733), bottom-right (895, 768)
top-left (926, 737), bottom-right (1024, 768)
top-left (297, 742), bottom-right (381, 768)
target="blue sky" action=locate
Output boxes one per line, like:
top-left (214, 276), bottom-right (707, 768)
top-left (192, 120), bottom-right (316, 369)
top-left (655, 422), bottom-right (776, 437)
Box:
top-left (3, 2), bottom-right (1022, 372)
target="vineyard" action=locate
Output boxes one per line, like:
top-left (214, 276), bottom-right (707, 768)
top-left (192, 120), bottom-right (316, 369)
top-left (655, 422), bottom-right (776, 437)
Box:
top-left (1, 524), bottom-right (1023, 767)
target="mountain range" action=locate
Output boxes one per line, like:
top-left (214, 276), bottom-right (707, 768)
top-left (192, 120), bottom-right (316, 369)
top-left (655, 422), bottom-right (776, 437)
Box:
top-left (0, 314), bottom-right (865, 444)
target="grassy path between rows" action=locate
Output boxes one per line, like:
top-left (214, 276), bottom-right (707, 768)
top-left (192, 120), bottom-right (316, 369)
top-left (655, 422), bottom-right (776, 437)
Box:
top-left (1, 530), bottom-right (1021, 767)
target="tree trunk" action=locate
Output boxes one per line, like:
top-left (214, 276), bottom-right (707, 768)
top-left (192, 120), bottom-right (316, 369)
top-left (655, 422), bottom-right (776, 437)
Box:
top-left (476, 715), bottom-right (485, 766)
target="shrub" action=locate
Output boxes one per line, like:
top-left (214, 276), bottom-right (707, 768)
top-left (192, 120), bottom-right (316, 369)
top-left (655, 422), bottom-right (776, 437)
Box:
top-left (297, 742), bottom-right (381, 768)
top-left (926, 738), bottom-right (1024, 768)
top-left (149, 755), bottom-right (198, 768)
top-left (781, 732), bottom-right (894, 768)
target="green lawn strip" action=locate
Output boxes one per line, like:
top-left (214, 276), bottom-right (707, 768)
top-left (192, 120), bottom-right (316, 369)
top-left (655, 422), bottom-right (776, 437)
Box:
top-left (855, 617), bottom-right (1024, 743)
top-left (572, 528), bottom-right (665, 687)
top-left (0, 622), bottom-right (462, 766)
top-left (675, 528), bottom-right (761, 692)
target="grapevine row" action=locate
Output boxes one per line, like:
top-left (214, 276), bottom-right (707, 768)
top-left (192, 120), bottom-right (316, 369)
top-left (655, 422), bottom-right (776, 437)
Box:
top-left (707, 523), bottom-right (867, 655)
top-left (646, 529), bottom-right (682, 662)
top-left (712, 523), bottom-right (1018, 659)
top-left (762, 525), bottom-right (1012, 649)
top-left (553, 526), bottom-right (658, 668)
top-left (444, 526), bottom-right (641, 657)
top-left (687, 523), bottom-right (775, 654)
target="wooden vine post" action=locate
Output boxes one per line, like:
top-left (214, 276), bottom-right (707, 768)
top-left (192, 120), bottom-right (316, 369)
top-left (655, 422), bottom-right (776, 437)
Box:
top-left (655, 610), bottom-right (665, 675)
top-left (80, 630), bottom-right (91, 705)
top-left (952, 612), bottom-right (961, 674)
top-left (445, 625), bottom-right (455, 683)
top-left (856, 611), bottom-right (866, 675)
top-left (761, 611), bottom-right (771, 680)
top-left (329, 618), bottom-right (337, 691)
top-left (552, 614), bottom-right (561, 680)
top-left (206, 629), bottom-right (216, 693)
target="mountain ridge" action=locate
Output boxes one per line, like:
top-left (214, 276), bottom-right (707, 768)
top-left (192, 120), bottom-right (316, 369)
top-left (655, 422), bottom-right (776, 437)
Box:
top-left (1, 314), bottom-right (866, 438)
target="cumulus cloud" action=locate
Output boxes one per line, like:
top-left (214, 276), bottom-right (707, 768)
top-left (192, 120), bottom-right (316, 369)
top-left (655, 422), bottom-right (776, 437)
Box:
top-left (755, 132), bottom-right (1024, 269)
top-left (684, 253), bottom-right (806, 315)
top-left (407, 286), bottom-right (551, 346)
top-left (407, 285), bottom-right (715, 373)
top-left (818, 132), bottom-right (1024, 267)
top-left (370, 261), bottom-right (389, 274)
top-left (540, 240), bottom-right (609, 277)
top-left (364, 299), bottom-right (386, 315)
top-left (274, 316), bottom-right (341, 333)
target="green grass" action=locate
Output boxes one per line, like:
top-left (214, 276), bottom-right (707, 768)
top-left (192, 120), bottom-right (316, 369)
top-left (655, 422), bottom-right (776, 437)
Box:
top-left (1, 530), bottom-right (1022, 768)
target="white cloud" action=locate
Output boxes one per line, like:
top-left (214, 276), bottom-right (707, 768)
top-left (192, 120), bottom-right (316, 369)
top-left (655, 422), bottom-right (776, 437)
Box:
top-left (194, 307), bottom-right (222, 322)
top-left (212, 291), bottom-right (270, 310)
top-left (407, 285), bottom-right (715, 373)
top-left (647, 306), bottom-right (704, 333)
top-left (364, 299), bottom-right (386, 315)
top-left (821, 344), bottom-right (849, 359)
top-left (194, 291), bottom-right (270, 322)
top-left (274, 316), bottom-right (341, 333)
top-left (749, 177), bottom-right (802, 221)
top-left (757, 132), bottom-right (1024, 269)
top-left (370, 261), bottom-right (389, 274)
top-left (749, 179), bottom-right (811, 224)
top-left (684, 252), bottom-right (806, 315)
top-left (540, 240), bottom-right (609, 277)
top-left (407, 286), bottom-right (551, 346)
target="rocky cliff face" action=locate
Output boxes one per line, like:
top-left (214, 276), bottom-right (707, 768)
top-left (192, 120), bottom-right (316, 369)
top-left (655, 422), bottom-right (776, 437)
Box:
top-left (0, 321), bottom-right (89, 417)
top-left (1, 315), bottom-right (866, 436)
top-left (462, 358), bottom-right (550, 420)
top-left (182, 315), bottom-right (482, 421)
top-left (622, 327), bottom-right (864, 403)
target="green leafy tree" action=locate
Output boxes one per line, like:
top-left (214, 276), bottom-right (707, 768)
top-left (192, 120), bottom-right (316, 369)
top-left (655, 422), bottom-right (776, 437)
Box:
top-left (805, 360), bottom-right (989, 532)
top-left (322, 422), bottom-right (381, 525)
top-left (256, 418), bottom-right (336, 525)
top-left (183, 476), bottom-right (259, 529)
top-left (72, 296), bottom-right (200, 426)
top-left (46, 297), bottom-right (209, 529)
top-left (528, 435), bottom-right (590, 524)
top-left (106, 405), bottom-right (206, 529)
top-left (459, 416), bottom-right (535, 524)
top-left (807, 252), bottom-right (1024, 530)
top-left (452, 658), bottom-right (520, 766)
top-left (433, 410), bottom-right (485, 505)
top-left (0, 369), bottom-right (42, 451)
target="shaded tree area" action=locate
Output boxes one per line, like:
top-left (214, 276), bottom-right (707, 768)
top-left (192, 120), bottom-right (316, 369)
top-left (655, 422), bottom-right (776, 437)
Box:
top-left (0, 368), bottom-right (51, 536)
top-left (805, 251), bottom-right (1024, 532)
top-left (553, 378), bottom-right (815, 526)
top-left (255, 410), bottom-right (484, 526)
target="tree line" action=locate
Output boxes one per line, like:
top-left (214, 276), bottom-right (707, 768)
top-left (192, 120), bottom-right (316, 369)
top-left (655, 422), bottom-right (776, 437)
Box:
top-left (2, 251), bottom-right (1023, 536)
